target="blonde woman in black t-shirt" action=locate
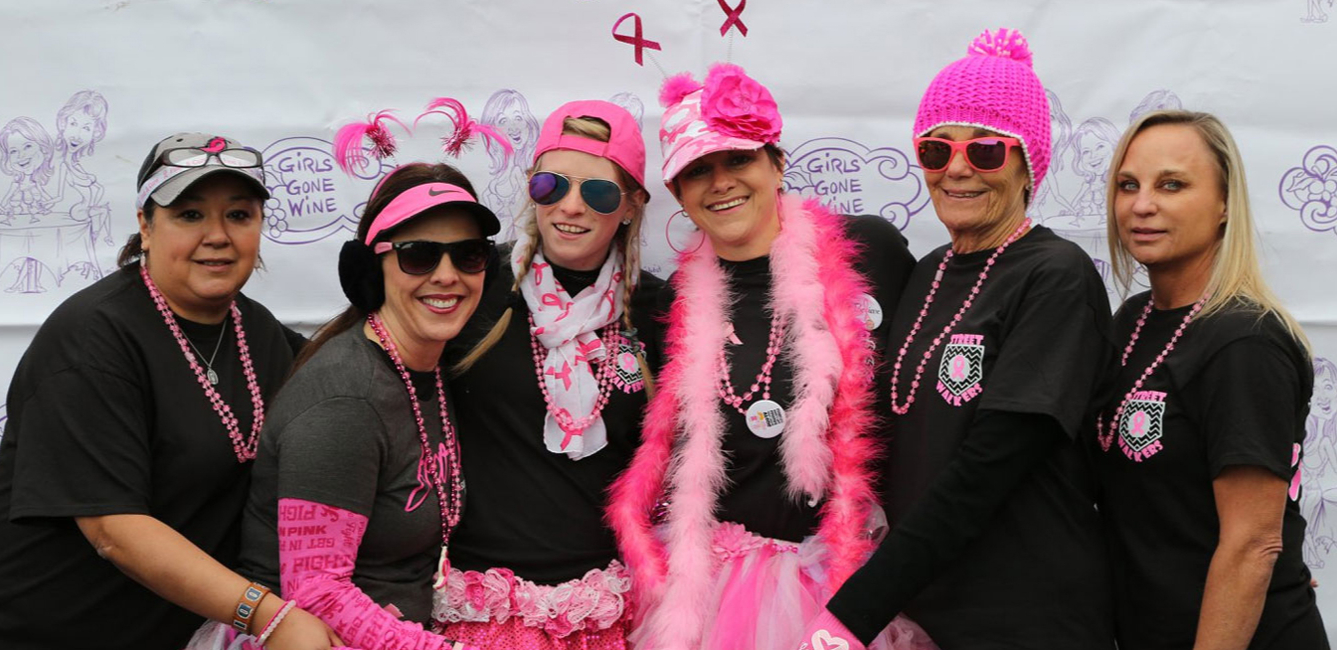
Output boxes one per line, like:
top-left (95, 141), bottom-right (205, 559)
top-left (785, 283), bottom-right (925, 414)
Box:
top-left (1094, 110), bottom-right (1328, 649)
top-left (0, 133), bottom-right (337, 649)
top-left (435, 100), bottom-right (660, 649)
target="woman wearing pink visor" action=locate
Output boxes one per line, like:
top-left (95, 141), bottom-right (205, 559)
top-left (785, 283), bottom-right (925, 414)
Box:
top-left (224, 163), bottom-right (495, 650)
top-left (434, 100), bottom-right (661, 648)
top-left (607, 64), bottom-right (932, 649)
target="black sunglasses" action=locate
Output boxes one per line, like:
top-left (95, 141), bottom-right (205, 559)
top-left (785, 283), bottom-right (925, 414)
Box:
top-left (528, 171), bottom-right (626, 215)
top-left (373, 239), bottom-right (493, 275)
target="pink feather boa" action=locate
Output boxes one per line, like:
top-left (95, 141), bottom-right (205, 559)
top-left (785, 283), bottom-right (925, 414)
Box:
top-left (607, 195), bottom-right (880, 649)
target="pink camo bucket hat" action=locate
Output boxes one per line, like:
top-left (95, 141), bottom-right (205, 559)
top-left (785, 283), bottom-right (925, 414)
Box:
top-left (915, 28), bottom-right (1051, 196)
top-left (657, 63), bottom-right (783, 185)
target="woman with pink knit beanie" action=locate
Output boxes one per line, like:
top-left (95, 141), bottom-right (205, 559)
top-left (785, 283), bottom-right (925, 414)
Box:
top-left (798, 28), bottom-right (1117, 650)
top-left (607, 62), bottom-right (934, 649)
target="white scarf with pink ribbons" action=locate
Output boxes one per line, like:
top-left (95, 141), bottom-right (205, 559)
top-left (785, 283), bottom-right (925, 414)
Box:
top-left (514, 240), bottom-right (625, 460)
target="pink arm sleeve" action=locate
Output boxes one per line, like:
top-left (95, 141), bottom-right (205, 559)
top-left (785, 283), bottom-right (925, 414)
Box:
top-left (278, 497), bottom-right (474, 650)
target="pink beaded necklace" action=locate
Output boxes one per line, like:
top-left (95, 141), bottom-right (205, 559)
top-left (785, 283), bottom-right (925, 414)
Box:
top-left (717, 311), bottom-right (784, 414)
top-left (526, 315), bottom-right (618, 438)
top-left (888, 219), bottom-right (1032, 415)
top-left (140, 264), bottom-right (264, 463)
top-left (367, 312), bottom-right (463, 587)
top-left (1096, 293), bottom-right (1209, 454)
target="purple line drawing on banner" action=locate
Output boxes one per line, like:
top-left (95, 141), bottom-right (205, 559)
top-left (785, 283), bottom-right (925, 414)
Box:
top-left (53, 91), bottom-right (112, 246)
top-left (1, 118), bottom-right (57, 222)
top-left (0, 91), bottom-right (111, 294)
top-left (1303, 0), bottom-right (1332, 23)
top-left (781, 137), bottom-right (929, 230)
top-left (261, 136), bottom-right (390, 244)
top-left (1030, 89), bottom-right (1180, 296)
top-left (1303, 356), bottom-right (1337, 568)
top-left (479, 90), bottom-right (540, 240)
top-left (608, 92), bottom-right (645, 131)
top-left (1279, 145), bottom-right (1337, 234)
top-left (1128, 90), bottom-right (1182, 124)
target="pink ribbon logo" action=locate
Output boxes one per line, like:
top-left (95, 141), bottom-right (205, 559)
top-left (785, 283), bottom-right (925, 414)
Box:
top-left (554, 408), bottom-right (581, 450)
top-left (532, 261), bottom-right (549, 284)
top-left (717, 0), bottom-right (748, 36)
top-left (950, 355), bottom-right (967, 381)
top-left (202, 136), bottom-right (227, 153)
top-left (546, 361), bottom-right (574, 391)
top-left (612, 13), bottom-right (662, 66)
top-left (1130, 411), bottom-right (1148, 438)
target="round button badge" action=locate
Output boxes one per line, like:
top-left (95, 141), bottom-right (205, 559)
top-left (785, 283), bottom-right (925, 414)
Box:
top-left (745, 399), bottom-right (786, 438)
top-left (857, 293), bottom-right (883, 331)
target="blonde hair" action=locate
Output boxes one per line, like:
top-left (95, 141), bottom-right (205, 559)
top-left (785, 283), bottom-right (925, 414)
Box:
top-left (1105, 110), bottom-right (1310, 353)
top-left (454, 116), bottom-right (656, 395)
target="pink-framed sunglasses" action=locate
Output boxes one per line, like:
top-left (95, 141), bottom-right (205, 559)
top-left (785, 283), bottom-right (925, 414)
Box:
top-left (914, 136), bottom-right (1021, 173)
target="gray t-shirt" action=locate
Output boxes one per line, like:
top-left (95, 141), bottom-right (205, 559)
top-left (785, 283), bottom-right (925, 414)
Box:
top-left (237, 325), bottom-right (450, 625)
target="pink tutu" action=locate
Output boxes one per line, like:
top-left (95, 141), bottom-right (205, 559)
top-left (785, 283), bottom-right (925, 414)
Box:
top-left (634, 522), bottom-right (936, 650)
top-left (182, 622), bottom-right (265, 650)
top-left (433, 560), bottom-right (633, 650)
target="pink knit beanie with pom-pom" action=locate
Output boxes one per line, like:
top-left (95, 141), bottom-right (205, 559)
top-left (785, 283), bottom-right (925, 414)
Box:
top-left (915, 28), bottom-right (1051, 195)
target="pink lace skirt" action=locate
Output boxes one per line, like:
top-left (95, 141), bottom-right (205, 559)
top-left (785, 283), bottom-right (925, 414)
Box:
top-left (432, 560), bottom-right (633, 650)
top-left (633, 522), bottom-right (936, 650)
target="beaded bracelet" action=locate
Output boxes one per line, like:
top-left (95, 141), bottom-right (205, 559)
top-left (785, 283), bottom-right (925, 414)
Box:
top-left (256, 599), bottom-right (296, 646)
top-left (232, 582), bottom-right (270, 633)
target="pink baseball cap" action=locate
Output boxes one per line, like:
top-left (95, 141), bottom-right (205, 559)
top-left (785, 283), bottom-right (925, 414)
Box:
top-left (658, 63), bottom-right (783, 184)
top-left (533, 100), bottom-right (648, 193)
top-left (914, 28), bottom-right (1051, 196)
top-left (363, 182), bottom-right (500, 244)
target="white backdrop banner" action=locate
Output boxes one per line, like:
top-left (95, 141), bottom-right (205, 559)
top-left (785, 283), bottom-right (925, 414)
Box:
top-left (2, 0), bottom-right (1336, 635)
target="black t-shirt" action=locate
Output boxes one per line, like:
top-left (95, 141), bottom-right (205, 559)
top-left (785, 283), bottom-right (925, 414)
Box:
top-left (239, 326), bottom-right (451, 625)
top-left (1095, 293), bottom-right (1328, 649)
top-left (0, 264), bottom-right (296, 650)
top-left (878, 226), bottom-right (1115, 648)
top-left (655, 214), bottom-right (914, 542)
top-left (443, 254), bottom-right (665, 584)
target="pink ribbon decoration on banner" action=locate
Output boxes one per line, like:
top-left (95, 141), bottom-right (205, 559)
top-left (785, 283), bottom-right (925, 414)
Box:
top-left (612, 13), bottom-right (662, 66)
top-left (717, 0), bottom-right (748, 36)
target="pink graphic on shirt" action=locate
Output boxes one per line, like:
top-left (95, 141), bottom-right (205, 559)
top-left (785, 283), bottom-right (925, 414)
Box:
top-left (1291, 442), bottom-right (1304, 502)
top-left (937, 333), bottom-right (984, 406)
top-left (1118, 390), bottom-right (1167, 461)
top-left (406, 441), bottom-right (452, 513)
top-left (610, 336), bottom-right (645, 395)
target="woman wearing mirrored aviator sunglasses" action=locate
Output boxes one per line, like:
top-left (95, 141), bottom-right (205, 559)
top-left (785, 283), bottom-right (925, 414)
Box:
top-left (805, 28), bottom-right (1118, 650)
top-left (608, 63), bottom-right (927, 650)
top-left (225, 162), bottom-right (495, 650)
top-left (437, 100), bottom-right (663, 649)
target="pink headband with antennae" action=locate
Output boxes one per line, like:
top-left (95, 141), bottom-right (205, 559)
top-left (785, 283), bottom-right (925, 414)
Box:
top-left (363, 182), bottom-right (500, 244)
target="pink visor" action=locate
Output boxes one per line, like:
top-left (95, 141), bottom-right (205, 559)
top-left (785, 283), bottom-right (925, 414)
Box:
top-left (363, 182), bottom-right (500, 245)
top-left (533, 100), bottom-right (648, 194)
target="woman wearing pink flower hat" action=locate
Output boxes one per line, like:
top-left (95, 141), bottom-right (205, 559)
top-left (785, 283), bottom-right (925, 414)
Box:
top-left (607, 64), bottom-right (930, 650)
top-left (799, 28), bottom-right (1117, 650)
top-left (433, 100), bottom-right (662, 649)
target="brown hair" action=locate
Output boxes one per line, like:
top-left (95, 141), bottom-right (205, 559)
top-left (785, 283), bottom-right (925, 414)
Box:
top-left (292, 162), bottom-right (481, 373)
top-left (453, 116), bottom-right (656, 396)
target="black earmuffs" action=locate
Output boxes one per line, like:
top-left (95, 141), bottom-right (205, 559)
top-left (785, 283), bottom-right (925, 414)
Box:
top-left (338, 239), bottom-right (385, 312)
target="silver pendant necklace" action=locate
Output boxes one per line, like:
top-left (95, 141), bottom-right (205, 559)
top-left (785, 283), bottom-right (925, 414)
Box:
top-left (184, 318), bottom-right (229, 385)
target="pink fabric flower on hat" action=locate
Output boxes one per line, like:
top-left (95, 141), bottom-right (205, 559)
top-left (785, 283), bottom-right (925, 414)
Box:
top-left (700, 63), bottom-right (782, 144)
